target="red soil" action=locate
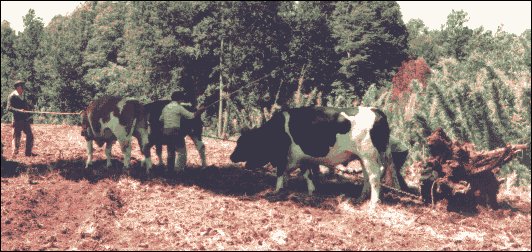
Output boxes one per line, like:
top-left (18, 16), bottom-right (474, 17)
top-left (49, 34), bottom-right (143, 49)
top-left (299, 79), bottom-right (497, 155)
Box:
top-left (1, 123), bottom-right (530, 250)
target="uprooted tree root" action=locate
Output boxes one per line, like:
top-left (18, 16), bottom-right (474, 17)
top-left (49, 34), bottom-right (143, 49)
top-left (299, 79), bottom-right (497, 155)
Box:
top-left (413, 128), bottom-right (528, 212)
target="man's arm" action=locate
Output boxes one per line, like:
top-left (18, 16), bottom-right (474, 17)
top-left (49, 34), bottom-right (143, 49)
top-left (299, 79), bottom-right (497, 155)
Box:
top-left (7, 94), bottom-right (25, 113)
top-left (178, 105), bottom-right (195, 119)
top-left (193, 106), bottom-right (205, 117)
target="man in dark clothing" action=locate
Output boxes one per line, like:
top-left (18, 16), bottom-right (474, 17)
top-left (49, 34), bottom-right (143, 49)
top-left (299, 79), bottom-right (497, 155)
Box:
top-left (159, 91), bottom-right (204, 171)
top-left (7, 80), bottom-right (36, 157)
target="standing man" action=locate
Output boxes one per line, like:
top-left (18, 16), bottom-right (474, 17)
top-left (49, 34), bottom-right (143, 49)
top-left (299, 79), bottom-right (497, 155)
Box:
top-left (159, 91), bottom-right (204, 173)
top-left (7, 80), bottom-right (36, 157)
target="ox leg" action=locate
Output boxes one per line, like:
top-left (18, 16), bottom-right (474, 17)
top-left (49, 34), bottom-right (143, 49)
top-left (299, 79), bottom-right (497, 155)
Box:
top-left (275, 165), bottom-right (291, 193)
top-left (360, 153), bottom-right (384, 206)
top-left (105, 140), bottom-right (114, 169)
top-left (175, 137), bottom-right (187, 172)
top-left (135, 131), bottom-right (152, 174)
top-left (380, 148), bottom-right (402, 191)
top-left (156, 145), bottom-right (164, 165)
top-left (118, 137), bottom-right (133, 174)
top-left (391, 150), bottom-right (410, 192)
top-left (275, 156), bottom-right (300, 193)
top-left (191, 136), bottom-right (207, 168)
top-left (488, 191), bottom-right (499, 210)
top-left (301, 167), bottom-right (316, 195)
top-left (486, 175), bottom-right (500, 210)
top-left (357, 147), bottom-right (384, 207)
top-left (85, 140), bottom-right (93, 168)
top-left (167, 144), bottom-right (176, 171)
top-left (142, 145), bottom-right (153, 173)
top-left (275, 173), bottom-right (290, 192)
top-left (359, 163), bottom-right (371, 201)
top-left (310, 164), bottom-right (321, 190)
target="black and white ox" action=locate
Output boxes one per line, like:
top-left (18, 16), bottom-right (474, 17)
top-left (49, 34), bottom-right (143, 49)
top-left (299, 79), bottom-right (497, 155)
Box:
top-left (81, 96), bottom-right (152, 174)
top-left (230, 106), bottom-right (409, 207)
top-left (143, 100), bottom-right (206, 172)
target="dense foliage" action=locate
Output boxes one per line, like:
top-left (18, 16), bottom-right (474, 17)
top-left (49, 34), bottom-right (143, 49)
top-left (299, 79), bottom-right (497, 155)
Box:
top-left (1, 1), bottom-right (411, 120)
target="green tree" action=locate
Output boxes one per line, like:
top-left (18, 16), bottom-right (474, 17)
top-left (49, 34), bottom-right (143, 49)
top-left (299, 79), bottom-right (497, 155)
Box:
top-left (35, 1), bottom-right (96, 113)
top-left (405, 21), bottom-right (446, 69)
top-left (280, 1), bottom-right (341, 106)
top-left (330, 1), bottom-right (410, 96)
top-left (119, 1), bottom-right (211, 102)
top-left (191, 2), bottom-right (286, 109)
top-left (520, 29), bottom-right (531, 69)
top-left (1, 21), bottom-right (17, 60)
top-left (439, 10), bottom-right (474, 63)
top-left (14, 8), bottom-right (45, 106)
top-left (405, 18), bottom-right (444, 68)
top-left (1, 21), bottom-right (18, 120)
top-left (188, 1), bottom-right (288, 136)
top-left (84, 1), bottom-right (141, 99)
top-left (405, 17), bottom-right (428, 39)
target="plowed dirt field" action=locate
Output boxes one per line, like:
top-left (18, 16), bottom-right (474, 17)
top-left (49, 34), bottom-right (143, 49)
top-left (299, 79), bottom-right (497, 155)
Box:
top-left (2, 123), bottom-right (530, 250)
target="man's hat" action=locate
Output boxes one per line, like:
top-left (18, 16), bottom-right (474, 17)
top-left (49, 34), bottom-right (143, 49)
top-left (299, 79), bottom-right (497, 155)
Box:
top-left (171, 91), bottom-right (185, 102)
top-left (14, 80), bottom-right (25, 88)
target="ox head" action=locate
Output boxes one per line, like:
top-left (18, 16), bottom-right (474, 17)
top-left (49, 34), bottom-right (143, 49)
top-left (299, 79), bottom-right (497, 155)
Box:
top-left (230, 126), bottom-right (273, 169)
top-left (231, 111), bottom-right (292, 170)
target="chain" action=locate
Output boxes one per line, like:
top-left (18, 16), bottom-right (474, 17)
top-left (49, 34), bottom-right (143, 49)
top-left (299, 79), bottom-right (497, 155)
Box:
top-left (378, 180), bottom-right (422, 200)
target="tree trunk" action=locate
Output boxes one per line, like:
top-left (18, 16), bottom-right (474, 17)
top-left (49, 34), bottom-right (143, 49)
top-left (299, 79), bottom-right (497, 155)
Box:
top-left (217, 37), bottom-right (224, 138)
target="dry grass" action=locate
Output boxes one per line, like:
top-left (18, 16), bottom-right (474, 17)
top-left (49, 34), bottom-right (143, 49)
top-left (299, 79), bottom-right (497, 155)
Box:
top-left (1, 123), bottom-right (531, 250)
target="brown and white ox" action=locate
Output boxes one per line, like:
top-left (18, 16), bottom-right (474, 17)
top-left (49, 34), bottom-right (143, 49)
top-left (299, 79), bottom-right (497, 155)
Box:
top-left (81, 96), bottom-right (152, 174)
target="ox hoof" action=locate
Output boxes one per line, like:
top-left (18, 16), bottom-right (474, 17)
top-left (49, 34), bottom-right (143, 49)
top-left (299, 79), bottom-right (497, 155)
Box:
top-left (356, 194), bottom-right (371, 204)
top-left (265, 189), bottom-right (289, 202)
top-left (360, 202), bottom-right (379, 212)
top-left (273, 188), bottom-right (290, 197)
top-left (166, 169), bottom-right (183, 179)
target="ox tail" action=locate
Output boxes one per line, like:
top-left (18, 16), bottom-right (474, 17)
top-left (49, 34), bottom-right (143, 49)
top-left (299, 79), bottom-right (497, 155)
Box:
top-left (129, 117), bottom-right (137, 137)
top-left (84, 110), bottom-right (96, 139)
top-left (371, 108), bottom-right (412, 193)
top-left (122, 99), bottom-right (146, 138)
top-left (371, 108), bottom-right (402, 191)
top-left (369, 108), bottom-right (390, 153)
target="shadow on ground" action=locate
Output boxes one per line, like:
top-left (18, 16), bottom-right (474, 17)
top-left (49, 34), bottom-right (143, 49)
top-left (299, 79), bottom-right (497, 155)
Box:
top-left (4, 155), bottom-right (521, 215)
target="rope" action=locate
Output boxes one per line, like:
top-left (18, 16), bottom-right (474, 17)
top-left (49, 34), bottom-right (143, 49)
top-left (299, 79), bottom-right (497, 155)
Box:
top-left (201, 65), bottom-right (289, 110)
top-left (18, 65), bottom-right (289, 116)
top-left (431, 178), bottom-right (439, 209)
top-left (17, 110), bottom-right (82, 115)
top-left (201, 132), bottom-right (238, 142)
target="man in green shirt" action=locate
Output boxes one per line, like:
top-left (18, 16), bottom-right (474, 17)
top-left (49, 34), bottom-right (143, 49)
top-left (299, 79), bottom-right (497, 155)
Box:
top-left (159, 91), bottom-right (204, 172)
top-left (7, 80), bottom-right (36, 157)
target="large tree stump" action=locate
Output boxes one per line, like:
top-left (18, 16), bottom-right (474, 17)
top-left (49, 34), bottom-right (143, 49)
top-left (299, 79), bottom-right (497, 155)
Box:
top-left (416, 128), bottom-right (528, 212)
